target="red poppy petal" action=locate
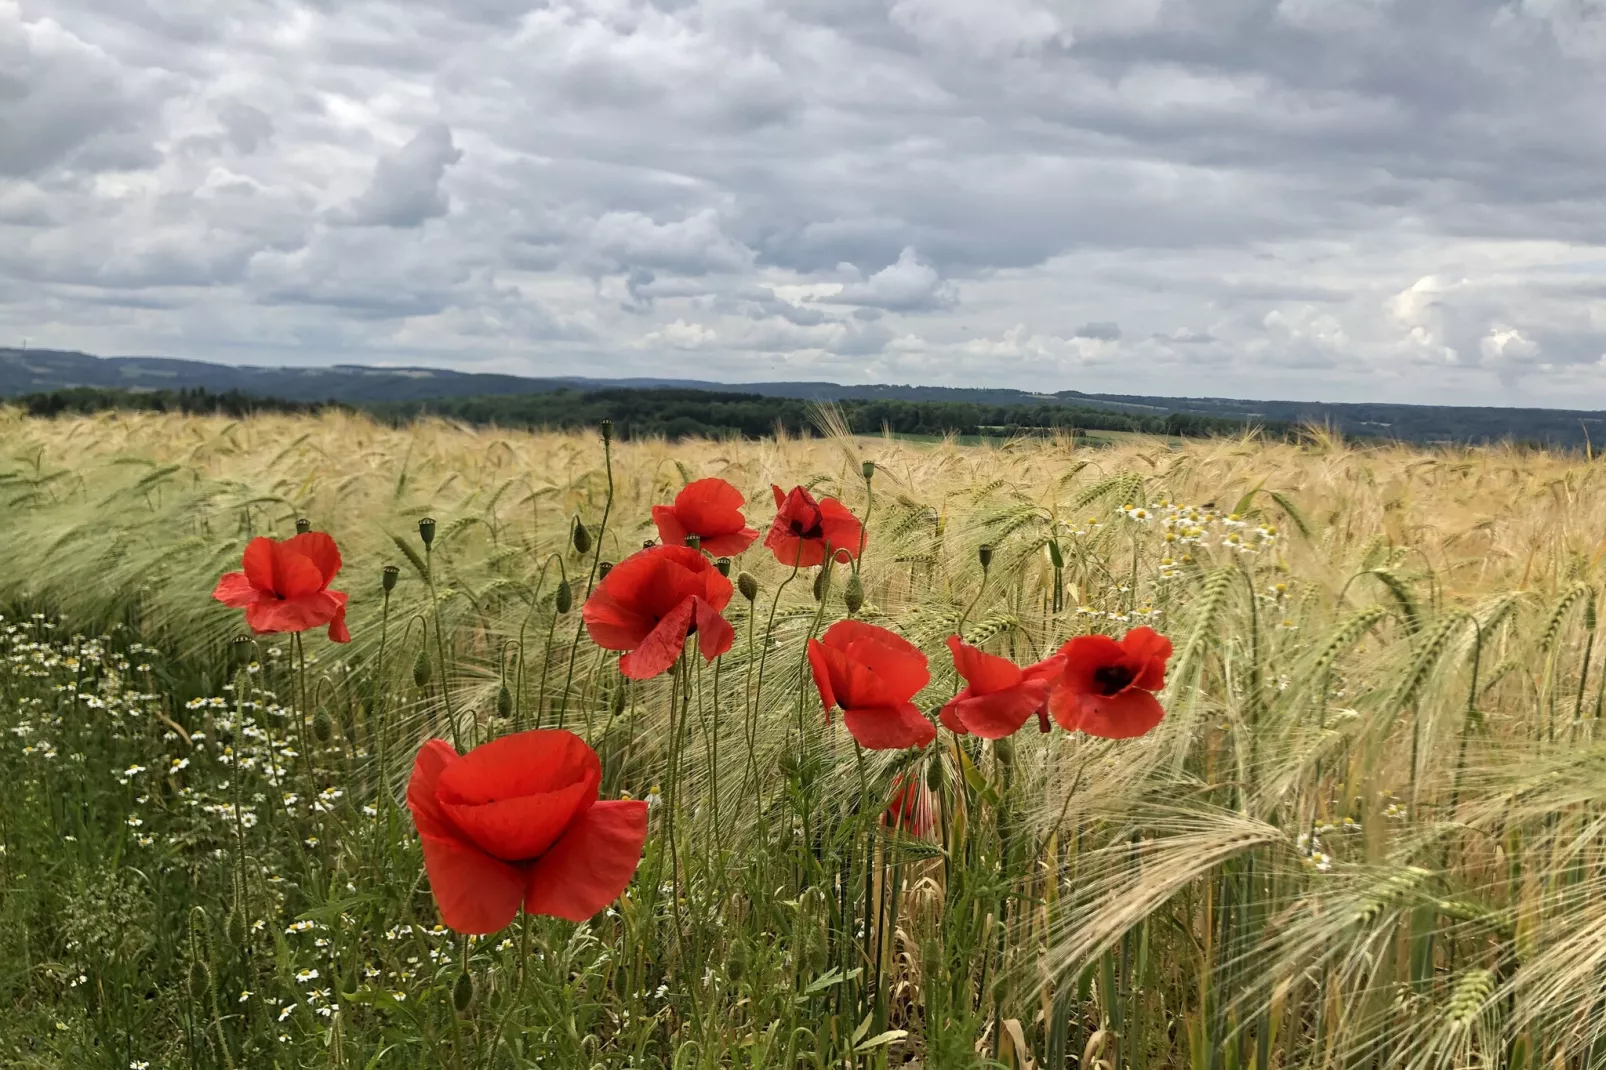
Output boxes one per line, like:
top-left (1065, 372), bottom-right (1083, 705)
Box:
top-left (1048, 679), bottom-right (1083, 732)
top-left (583, 589), bottom-right (655, 652)
top-left (675, 478), bottom-right (747, 535)
top-left (818, 498), bottom-right (864, 560)
top-left (617, 598), bottom-right (697, 679)
top-left (651, 505), bottom-right (690, 549)
top-left (946, 635), bottom-right (1023, 695)
top-left (1070, 688), bottom-right (1167, 739)
top-left (212, 571), bottom-right (258, 608)
top-left (241, 537), bottom-right (276, 592)
top-left (441, 770), bottom-right (599, 862)
top-left (837, 632), bottom-right (928, 703)
top-left (1122, 627), bottom-right (1173, 691)
top-left (765, 527), bottom-right (823, 567)
top-left (418, 833), bottom-right (526, 935)
top-left (694, 598), bottom-right (735, 663)
top-left (938, 694), bottom-right (970, 734)
top-left (954, 679), bottom-right (1050, 740)
top-left (698, 566), bottom-right (734, 612)
top-left (406, 738), bottom-right (462, 840)
top-left (243, 592), bottom-right (341, 634)
top-left (523, 799), bottom-right (648, 922)
top-left (437, 729), bottom-right (602, 804)
top-left (327, 599), bottom-right (351, 644)
top-left (843, 703), bottom-right (936, 750)
top-left (822, 619), bottom-right (919, 657)
top-left (807, 639), bottom-right (837, 713)
top-left (771, 484), bottom-right (786, 508)
top-left (270, 547), bottom-right (327, 600)
top-left (1022, 654), bottom-right (1067, 684)
top-left (1054, 633), bottom-right (1127, 692)
top-left (284, 532), bottom-right (342, 586)
top-left (697, 528), bottom-right (759, 557)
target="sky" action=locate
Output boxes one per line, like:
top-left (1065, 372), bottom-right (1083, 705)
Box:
top-left (5, 0), bottom-right (1606, 406)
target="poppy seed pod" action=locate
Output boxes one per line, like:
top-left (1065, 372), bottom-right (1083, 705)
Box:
top-left (684, 534), bottom-right (701, 551)
top-left (413, 649), bottom-right (433, 687)
top-left (496, 684), bottom-right (513, 720)
top-left (862, 460), bottom-right (875, 482)
top-left (599, 418), bottom-right (614, 444)
top-left (597, 562), bottom-right (613, 580)
top-left (715, 557), bottom-right (731, 576)
top-left (978, 543), bottom-right (993, 571)
top-left (418, 517), bottom-right (437, 549)
top-left (554, 579), bottom-right (573, 614)
top-left (737, 572), bottom-right (759, 601)
top-left (843, 572), bottom-right (865, 615)
top-left (382, 565), bottom-right (399, 593)
top-left (572, 518), bottom-right (591, 556)
top-left (452, 971), bottom-right (474, 1013)
top-left (642, 539), bottom-right (656, 549)
top-left (295, 517), bottom-right (312, 535)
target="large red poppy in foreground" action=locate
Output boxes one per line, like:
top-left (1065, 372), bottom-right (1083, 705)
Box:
top-left (212, 532), bottom-right (350, 643)
top-left (406, 730), bottom-right (648, 933)
top-left (765, 485), bottom-right (863, 567)
top-left (807, 620), bottom-right (933, 749)
top-left (940, 636), bottom-right (1064, 739)
top-left (582, 545), bottom-right (735, 679)
top-left (1049, 626), bottom-right (1173, 739)
top-left (651, 477), bottom-right (758, 557)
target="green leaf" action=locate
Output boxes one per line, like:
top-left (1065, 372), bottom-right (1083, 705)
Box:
top-left (854, 1030), bottom-right (909, 1052)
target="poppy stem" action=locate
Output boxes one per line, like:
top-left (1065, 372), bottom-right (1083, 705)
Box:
top-left (291, 632), bottom-right (321, 841)
top-left (423, 544), bottom-right (461, 750)
top-left (374, 582), bottom-right (393, 814)
top-left (557, 426), bottom-right (614, 728)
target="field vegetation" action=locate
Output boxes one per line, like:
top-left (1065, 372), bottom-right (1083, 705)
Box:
top-left (2, 406), bottom-right (1604, 1068)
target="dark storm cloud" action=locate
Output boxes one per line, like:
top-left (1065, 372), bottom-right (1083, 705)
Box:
top-left (6, 0), bottom-right (1606, 404)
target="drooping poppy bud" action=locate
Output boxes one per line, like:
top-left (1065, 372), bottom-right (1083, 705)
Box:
top-left (813, 570), bottom-right (825, 602)
top-left (296, 517), bottom-right (312, 535)
top-left (413, 650), bottom-right (433, 687)
top-left (843, 572), bottom-right (864, 615)
top-left (572, 518), bottom-right (591, 555)
top-left (554, 579), bottom-right (573, 614)
top-left (453, 971), bottom-right (474, 1013)
top-left (419, 517), bottom-right (437, 549)
top-left (496, 684), bottom-right (513, 720)
top-left (738, 572), bottom-right (759, 601)
top-left (313, 709), bottom-right (332, 742)
top-left (382, 565), bottom-right (399, 593)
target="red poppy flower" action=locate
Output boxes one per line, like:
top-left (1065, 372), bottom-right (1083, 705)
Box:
top-left (406, 729), bottom-right (648, 933)
top-left (651, 477), bottom-right (758, 557)
top-left (807, 620), bottom-right (933, 750)
top-left (211, 532), bottom-right (350, 643)
top-left (939, 636), bottom-right (1065, 740)
top-left (1048, 626), bottom-right (1173, 739)
top-left (765, 485), bottom-right (864, 567)
top-left (582, 544), bottom-right (735, 679)
top-left (884, 772), bottom-right (935, 838)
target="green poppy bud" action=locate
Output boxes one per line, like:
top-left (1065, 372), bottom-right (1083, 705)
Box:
top-left (312, 709), bottom-right (332, 743)
top-left (843, 572), bottom-right (864, 615)
top-left (496, 684), bottom-right (513, 720)
top-left (571, 517), bottom-right (591, 555)
top-left (737, 572), bottom-right (758, 601)
top-left (612, 683), bottom-right (628, 715)
top-left (994, 735), bottom-right (1014, 767)
top-left (452, 971), bottom-right (474, 1013)
top-left (554, 579), bottom-right (573, 615)
top-left (926, 752), bottom-right (945, 793)
top-left (418, 517), bottom-right (436, 549)
top-left (382, 565), bottom-right (399, 593)
top-left (812, 570), bottom-right (825, 602)
top-left (715, 558), bottom-right (731, 576)
top-left (413, 650), bottom-right (432, 687)
top-left (226, 911), bottom-right (249, 948)
top-left (295, 517), bottom-right (311, 535)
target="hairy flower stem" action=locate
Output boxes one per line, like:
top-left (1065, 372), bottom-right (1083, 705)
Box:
top-left (558, 427), bottom-right (614, 728)
top-left (375, 583), bottom-right (393, 810)
top-left (423, 544), bottom-right (461, 750)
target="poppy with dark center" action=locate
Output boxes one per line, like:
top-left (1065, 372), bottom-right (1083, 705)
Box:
top-left (764, 484), bottom-right (864, 567)
top-left (807, 620), bottom-right (933, 749)
top-left (582, 544), bottom-right (735, 679)
top-left (211, 532), bottom-right (351, 643)
top-left (651, 477), bottom-right (759, 557)
top-left (406, 730), bottom-right (648, 934)
top-left (1049, 626), bottom-right (1173, 739)
top-left (939, 636), bottom-right (1065, 739)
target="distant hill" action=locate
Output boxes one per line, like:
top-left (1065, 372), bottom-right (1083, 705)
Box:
top-left (5, 346), bottom-right (1606, 448)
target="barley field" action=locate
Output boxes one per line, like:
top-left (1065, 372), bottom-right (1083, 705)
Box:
top-left (2, 405), bottom-right (1604, 1069)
